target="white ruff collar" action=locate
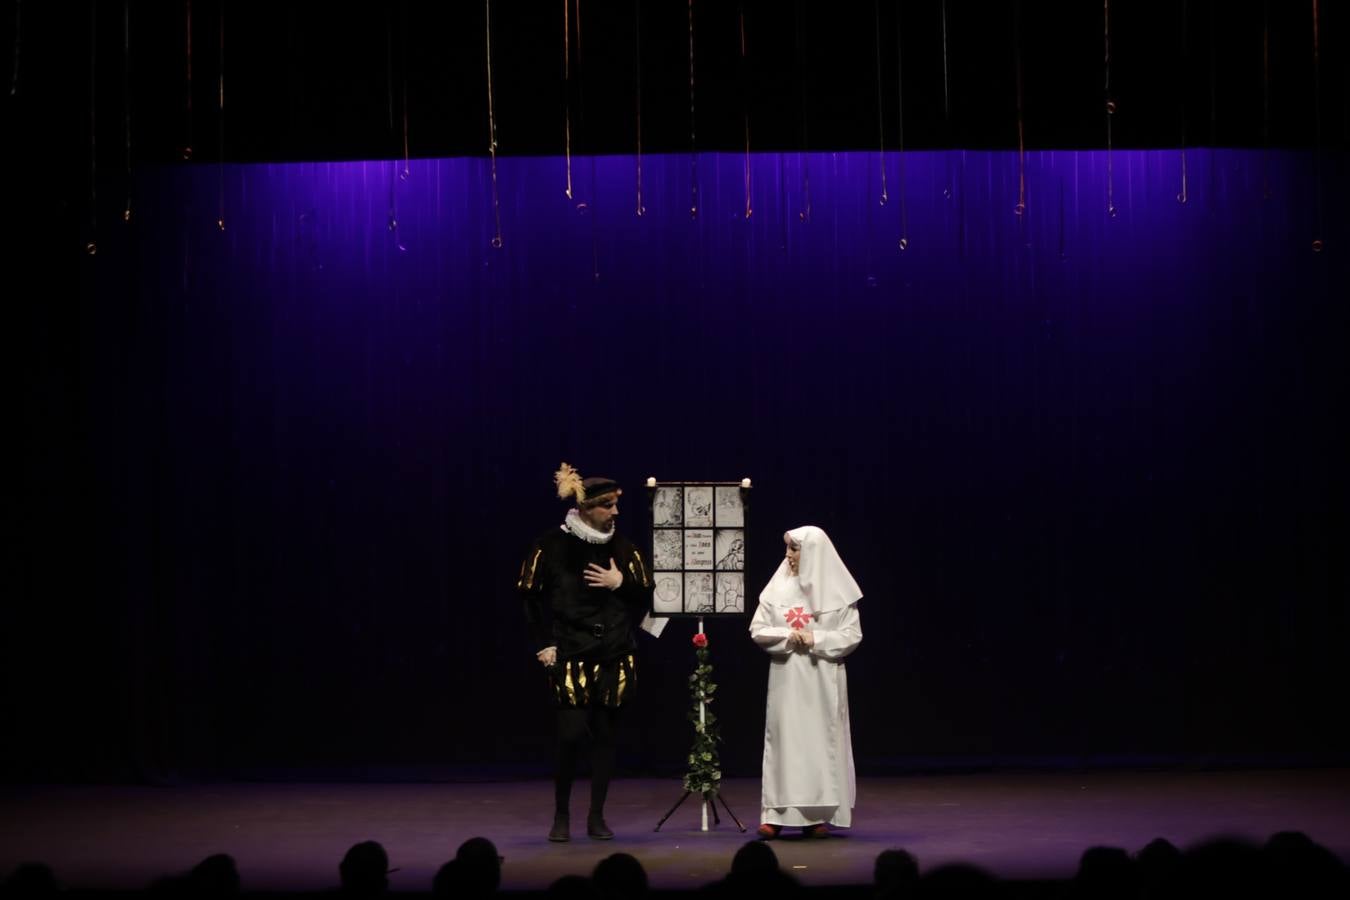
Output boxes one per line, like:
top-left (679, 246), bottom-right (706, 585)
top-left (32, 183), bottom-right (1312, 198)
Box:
top-left (562, 508), bottom-right (615, 544)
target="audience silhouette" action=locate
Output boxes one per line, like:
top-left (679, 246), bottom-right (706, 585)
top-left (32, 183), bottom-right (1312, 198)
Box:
top-left (704, 839), bottom-right (801, 895)
top-left (3, 827), bottom-right (1346, 899)
top-left (874, 848), bottom-right (919, 899)
top-left (454, 836), bottom-right (503, 897)
top-left (547, 873), bottom-right (599, 900)
top-left (1, 863), bottom-right (58, 897)
top-left (1071, 846), bottom-right (1136, 900)
top-left (338, 840), bottom-right (391, 897)
top-left (593, 852), bottom-right (648, 900)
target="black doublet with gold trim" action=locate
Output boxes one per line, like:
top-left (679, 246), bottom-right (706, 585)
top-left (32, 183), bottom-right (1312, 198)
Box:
top-left (519, 528), bottom-right (653, 708)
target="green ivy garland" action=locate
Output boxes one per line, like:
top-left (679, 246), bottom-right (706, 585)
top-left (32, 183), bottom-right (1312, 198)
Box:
top-left (682, 632), bottom-right (722, 797)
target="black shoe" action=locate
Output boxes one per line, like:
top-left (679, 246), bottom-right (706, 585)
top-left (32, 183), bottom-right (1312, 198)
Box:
top-left (586, 813), bottom-right (614, 840)
top-left (548, 812), bottom-right (570, 842)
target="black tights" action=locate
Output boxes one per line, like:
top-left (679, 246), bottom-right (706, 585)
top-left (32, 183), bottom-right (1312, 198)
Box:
top-left (555, 706), bottom-right (620, 817)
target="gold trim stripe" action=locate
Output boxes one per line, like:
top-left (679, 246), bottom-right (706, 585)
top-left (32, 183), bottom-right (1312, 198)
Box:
top-left (517, 548), bottom-right (543, 590)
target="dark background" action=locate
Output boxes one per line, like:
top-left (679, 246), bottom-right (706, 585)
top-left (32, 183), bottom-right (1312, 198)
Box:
top-left (4, 1), bottom-right (1347, 784)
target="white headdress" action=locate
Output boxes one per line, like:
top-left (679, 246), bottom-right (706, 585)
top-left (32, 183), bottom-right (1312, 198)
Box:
top-left (758, 525), bottom-right (862, 615)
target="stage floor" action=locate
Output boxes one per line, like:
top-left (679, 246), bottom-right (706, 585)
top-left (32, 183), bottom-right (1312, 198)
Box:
top-left (3, 771), bottom-right (1348, 892)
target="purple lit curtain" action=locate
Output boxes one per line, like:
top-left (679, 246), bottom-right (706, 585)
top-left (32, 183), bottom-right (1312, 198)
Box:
top-left (13, 149), bottom-right (1347, 780)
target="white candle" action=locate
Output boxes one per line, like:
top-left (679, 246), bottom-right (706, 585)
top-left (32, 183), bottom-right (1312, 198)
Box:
top-left (741, 477), bottom-right (752, 489)
top-left (646, 476), bottom-right (657, 488)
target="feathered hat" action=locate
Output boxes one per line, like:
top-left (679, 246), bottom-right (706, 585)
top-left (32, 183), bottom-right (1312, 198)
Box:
top-left (554, 462), bottom-right (622, 508)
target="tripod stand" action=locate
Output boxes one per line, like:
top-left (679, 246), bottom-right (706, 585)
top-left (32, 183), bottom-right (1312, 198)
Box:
top-left (653, 786), bottom-right (746, 832)
top-left (652, 616), bottom-right (746, 833)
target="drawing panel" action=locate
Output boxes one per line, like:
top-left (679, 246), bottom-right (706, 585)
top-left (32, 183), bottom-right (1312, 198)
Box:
top-left (714, 529), bottom-right (745, 571)
top-left (683, 529), bottom-right (714, 569)
top-left (714, 486), bottom-right (744, 527)
top-left (716, 573), bottom-right (745, 613)
top-left (684, 572), bottom-right (715, 614)
top-left (653, 487), bottom-right (684, 526)
top-left (683, 486), bottom-right (714, 527)
top-left (653, 574), bottom-right (682, 613)
top-left (653, 529), bottom-right (683, 570)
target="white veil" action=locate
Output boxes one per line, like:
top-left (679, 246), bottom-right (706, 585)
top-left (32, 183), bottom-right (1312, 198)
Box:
top-left (758, 525), bottom-right (862, 614)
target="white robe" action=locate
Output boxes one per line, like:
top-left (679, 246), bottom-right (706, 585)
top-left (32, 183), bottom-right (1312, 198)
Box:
top-left (750, 597), bottom-right (862, 827)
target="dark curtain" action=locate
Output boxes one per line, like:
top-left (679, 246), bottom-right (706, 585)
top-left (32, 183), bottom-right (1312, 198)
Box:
top-left (9, 149), bottom-right (1348, 782)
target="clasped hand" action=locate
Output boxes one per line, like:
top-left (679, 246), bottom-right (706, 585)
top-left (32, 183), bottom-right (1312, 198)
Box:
top-left (786, 629), bottom-right (815, 651)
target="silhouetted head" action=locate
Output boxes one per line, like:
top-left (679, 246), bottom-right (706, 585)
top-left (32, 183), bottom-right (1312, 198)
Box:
top-left (1263, 831), bottom-right (1349, 899)
top-left (453, 837), bottom-right (502, 896)
top-left (1170, 838), bottom-right (1263, 900)
top-left (719, 841), bottom-right (800, 896)
top-left (874, 848), bottom-right (919, 894)
top-left (188, 854), bottom-right (240, 897)
top-left (3, 863), bottom-right (58, 896)
top-left (1073, 846), bottom-right (1135, 900)
top-left (917, 862), bottom-right (995, 898)
top-left (339, 840), bottom-right (391, 896)
top-left (730, 839), bottom-right (779, 877)
top-left (593, 852), bottom-right (648, 900)
top-left (1135, 837), bottom-right (1181, 894)
top-left (432, 859), bottom-right (462, 898)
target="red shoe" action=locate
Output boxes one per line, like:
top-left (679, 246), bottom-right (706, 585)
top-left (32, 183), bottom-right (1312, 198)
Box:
top-left (803, 823), bottom-right (830, 839)
top-left (757, 823), bottom-right (782, 840)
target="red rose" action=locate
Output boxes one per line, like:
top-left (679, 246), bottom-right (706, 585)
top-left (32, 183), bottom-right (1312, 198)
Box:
top-left (692, 633), bottom-right (708, 648)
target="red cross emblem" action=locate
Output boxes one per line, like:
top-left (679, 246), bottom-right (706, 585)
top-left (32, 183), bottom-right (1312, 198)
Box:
top-left (785, 606), bottom-right (812, 629)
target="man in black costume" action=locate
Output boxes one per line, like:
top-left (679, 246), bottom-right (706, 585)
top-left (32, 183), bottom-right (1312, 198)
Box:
top-left (518, 463), bottom-right (654, 842)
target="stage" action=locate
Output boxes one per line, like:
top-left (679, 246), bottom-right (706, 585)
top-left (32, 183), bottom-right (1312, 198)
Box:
top-left (3, 770), bottom-right (1347, 892)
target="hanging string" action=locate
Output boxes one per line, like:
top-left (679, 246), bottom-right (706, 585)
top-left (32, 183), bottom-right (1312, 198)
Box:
top-left (941, 0), bottom-right (951, 200)
top-left (485, 0), bottom-right (502, 248)
top-left (9, 0), bottom-right (19, 96)
top-left (895, 0), bottom-right (908, 249)
top-left (87, 0), bottom-right (97, 255)
top-left (1014, 0), bottom-right (1026, 217)
top-left (1311, 0), bottom-right (1323, 251)
top-left (184, 0), bottom-right (192, 160)
top-left (740, 4), bottom-right (751, 218)
top-left (1206, 0), bottom-right (1216, 205)
top-left (1104, 0), bottom-right (1116, 217)
top-left (574, 0), bottom-right (588, 212)
top-left (216, 1), bottom-right (224, 230)
top-left (1207, 0), bottom-right (1215, 148)
top-left (795, 0), bottom-right (810, 223)
top-left (634, 0), bottom-right (644, 216)
top-left (1177, 0), bottom-right (1187, 203)
top-left (386, 12), bottom-right (395, 142)
top-left (401, 1), bottom-right (410, 181)
top-left (873, 0), bottom-right (887, 206)
top-left (777, 152), bottom-right (787, 249)
top-left (395, 75), bottom-right (408, 254)
top-left (563, 0), bottom-right (573, 199)
top-left (1057, 174), bottom-right (1066, 258)
top-left (590, 156), bottom-right (600, 280)
top-left (688, 0), bottom-right (698, 219)
top-left (123, 0), bottom-right (132, 223)
top-left (1262, 0), bottom-right (1270, 200)
top-left (572, 0), bottom-right (589, 214)
top-left (385, 8), bottom-right (398, 235)
top-left (574, 0), bottom-right (582, 59)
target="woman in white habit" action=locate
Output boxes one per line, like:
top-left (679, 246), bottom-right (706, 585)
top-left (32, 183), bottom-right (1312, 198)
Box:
top-left (750, 525), bottom-right (863, 839)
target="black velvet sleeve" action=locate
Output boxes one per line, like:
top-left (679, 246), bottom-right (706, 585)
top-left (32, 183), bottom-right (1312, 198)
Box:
top-left (517, 539), bottom-right (553, 651)
top-left (614, 538), bottom-right (653, 623)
